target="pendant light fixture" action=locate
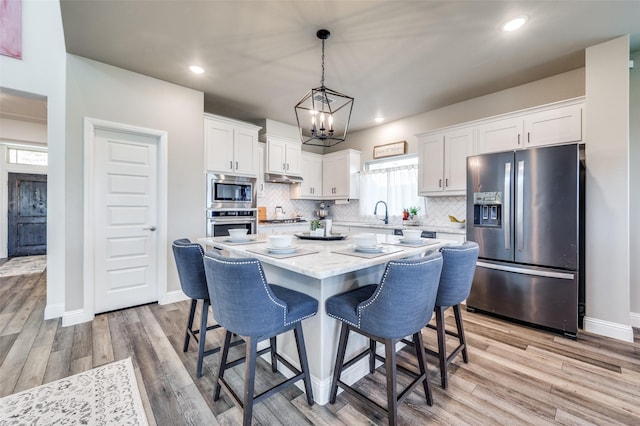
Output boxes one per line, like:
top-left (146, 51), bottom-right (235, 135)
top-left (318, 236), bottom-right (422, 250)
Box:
top-left (295, 29), bottom-right (354, 147)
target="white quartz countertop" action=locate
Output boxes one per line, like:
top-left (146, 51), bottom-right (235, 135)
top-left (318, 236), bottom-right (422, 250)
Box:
top-left (257, 220), bottom-right (466, 235)
top-left (332, 220), bottom-right (467, 235)
top-left (199, 234), bottom-right (452, 280)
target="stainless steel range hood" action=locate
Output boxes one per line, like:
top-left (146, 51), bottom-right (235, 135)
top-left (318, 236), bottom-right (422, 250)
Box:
top-left (264, 173), bottom-right (304, 184)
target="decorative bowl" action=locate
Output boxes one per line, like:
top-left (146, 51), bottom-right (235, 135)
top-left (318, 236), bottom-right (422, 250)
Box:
top-left (228, 229), bottom-right (249, 239)
top-left (268, 234), bottom-right (294, 248)
top-left (402, 229), bottom-right (422, 240)
top-left (351, 233), bottom-right (377, 248)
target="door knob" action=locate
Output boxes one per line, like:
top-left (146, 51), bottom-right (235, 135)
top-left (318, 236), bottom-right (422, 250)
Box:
top-left (143, 226), bottom-right (157, 231)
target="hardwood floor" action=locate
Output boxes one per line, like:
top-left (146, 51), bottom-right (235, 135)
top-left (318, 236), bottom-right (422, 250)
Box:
top-left (1, 269), bottom-right (639, 425)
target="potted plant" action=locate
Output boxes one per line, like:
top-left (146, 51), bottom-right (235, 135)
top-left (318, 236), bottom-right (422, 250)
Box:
top-left (310, 220), bottom-right (323, 236)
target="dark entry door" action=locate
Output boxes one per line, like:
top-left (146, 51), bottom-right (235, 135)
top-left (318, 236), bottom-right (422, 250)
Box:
top-left (8, 173), bottom-right (47, 257)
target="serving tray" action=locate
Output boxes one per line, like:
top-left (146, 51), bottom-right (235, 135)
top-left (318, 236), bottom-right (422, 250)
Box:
top-left (294, 232), bottom-right (348, 241)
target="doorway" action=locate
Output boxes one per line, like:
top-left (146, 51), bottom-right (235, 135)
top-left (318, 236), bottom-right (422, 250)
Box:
top-left (84, 118), bottom-right (167, 316)
top-left (7, 173), bottom-right (47, 257)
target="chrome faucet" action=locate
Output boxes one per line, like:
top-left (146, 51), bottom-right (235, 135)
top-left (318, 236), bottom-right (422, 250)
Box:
top-left (374, 201), bottom-right (389, 225)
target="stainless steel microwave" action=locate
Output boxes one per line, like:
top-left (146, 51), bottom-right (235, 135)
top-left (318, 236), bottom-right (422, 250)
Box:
top-left (207, 173), bottom-right (256, 209)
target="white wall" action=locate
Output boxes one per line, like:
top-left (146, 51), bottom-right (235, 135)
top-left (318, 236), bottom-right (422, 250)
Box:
top-left (66, 55), bottom-right (204, 312)
top-left (0, 0), bottom-right (67, 319)
top-left (629, 50), bottom-right (640, 327)
top-left (584, 36), bottom-right (633, 341)
top-left (332, 68), bottom-right (585, 161)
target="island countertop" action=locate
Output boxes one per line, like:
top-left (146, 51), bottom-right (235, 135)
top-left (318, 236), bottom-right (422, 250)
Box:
top-left (197, 232), bottom-right (453, 405)
top-left (199, 233), bottom-right (450, 280)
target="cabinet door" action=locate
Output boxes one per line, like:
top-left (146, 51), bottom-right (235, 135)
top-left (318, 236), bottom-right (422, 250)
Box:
top-left (257, 144), bottom-right (265, 198)
top-left (284, 142), bottom-right (302, 175)
top-left (476, 117), bottom-right (523, 154)
top-left (323, 155), bottom-right (349, 197)
top-left (297, 153), bottom-right (322, 198)
top-left (418, 134), bottom-right (444, 193)
top-left (205, 119), bottom-right (235, 173)
top-left (234, 128), bottom-right (258, 176)
top-left (267, 139), bottom-right (287, 173)
top-left (444, 128), bottom-right (473, 192)
top-left (524, 104), bottom-right (582, 148)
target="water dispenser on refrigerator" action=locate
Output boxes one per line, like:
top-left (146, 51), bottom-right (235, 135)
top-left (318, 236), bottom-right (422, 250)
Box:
top-left (473, 191), bottom-right (502, 227)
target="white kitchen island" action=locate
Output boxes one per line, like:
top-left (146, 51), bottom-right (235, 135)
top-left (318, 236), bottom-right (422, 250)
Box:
top-left (199, 233), bottom-right (451, 405)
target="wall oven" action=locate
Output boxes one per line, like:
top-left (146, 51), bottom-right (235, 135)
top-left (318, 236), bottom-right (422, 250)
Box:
top-left (206, 209), bottom-right (257, 237)
top-left (207, 173), bottom-right (256, 209)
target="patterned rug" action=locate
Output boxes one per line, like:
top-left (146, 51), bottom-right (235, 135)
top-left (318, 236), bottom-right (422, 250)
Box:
top-left (0, 255), bottom-right (46, 278)
top-left (0, 358), bottom-right (149, 425)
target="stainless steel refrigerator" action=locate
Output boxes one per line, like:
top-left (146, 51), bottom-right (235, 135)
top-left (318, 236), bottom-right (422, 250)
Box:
top-left (466, 143), bottom-right (585, 338)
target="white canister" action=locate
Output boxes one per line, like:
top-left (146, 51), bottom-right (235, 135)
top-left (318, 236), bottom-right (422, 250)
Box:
top-left (324, 219), bottom-right (332, 236)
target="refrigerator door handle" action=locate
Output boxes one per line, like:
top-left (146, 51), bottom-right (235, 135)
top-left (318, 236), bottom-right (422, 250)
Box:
top-left (504, 162), bottom-right (511, 250)
top-left (516, 160), bottom-right (525, 251)
top-left (476, 261), bottom-right (575, 280)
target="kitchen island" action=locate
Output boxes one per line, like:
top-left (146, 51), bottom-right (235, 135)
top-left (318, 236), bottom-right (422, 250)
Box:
top-left (199, 233), bottom-right (451, 405)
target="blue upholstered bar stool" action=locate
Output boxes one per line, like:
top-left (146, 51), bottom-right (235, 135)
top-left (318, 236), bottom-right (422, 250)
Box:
top-left (203, 252), bottom-right (318, 426)
top-left (172, 239), bottom-right (223, 378)
top-left (326, 253), bottom-right (443, 426)
top-left (424, 241), bottom-right (479, 389)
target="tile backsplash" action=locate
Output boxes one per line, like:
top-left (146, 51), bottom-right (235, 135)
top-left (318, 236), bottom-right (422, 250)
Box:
top-left (258, 183), bottom-right (466, 226)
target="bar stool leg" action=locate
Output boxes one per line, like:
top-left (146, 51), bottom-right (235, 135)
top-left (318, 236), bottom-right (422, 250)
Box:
top-left (243, 337), bottom-right (258, 426)
top-left (293, 323), bottom-right (314, 405)
top-left (329, 323), bottom-right (350, 404)
top-left (270, 336), bottom-right (278, 373)
top-left (214, 331), bottom-right (232, 401)
top-left (384, 338), bottom-right (398, 426)
top-left (184, 299), bottom-right (197, 352)
top-left (435, 306), bottom-right (449, 389)
top-left (453, 305), bottom-right (469, 363)
top-left (369, 339), bottom-right (376, 374)
top-left (413, 331), bottom-right (433, 405)
top-left (196, 299), bottom-right (210, 378)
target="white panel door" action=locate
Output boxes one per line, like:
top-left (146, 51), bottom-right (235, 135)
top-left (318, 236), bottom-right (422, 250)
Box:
top-left (94, 130), bottom-right (158, 313)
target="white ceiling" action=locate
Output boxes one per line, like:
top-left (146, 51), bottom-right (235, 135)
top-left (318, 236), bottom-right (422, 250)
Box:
top-left (4, 1), bottom-right (640, 131)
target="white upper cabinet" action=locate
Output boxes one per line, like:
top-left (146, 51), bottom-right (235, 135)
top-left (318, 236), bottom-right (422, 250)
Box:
top-left (257, 143), bottom-right (265, 198)
top-left (290, 151), bottom-right (323, 199)
top-left (418, 127), bottom-right (473, 196)
top-left (266, 136), bottom-right (302, 176)
top-left (523, 103), bottom-right (582, 148)
top-left (323, 149), bottom-right (360, 199)
top-left (204, 113), bottom-right (260, 177)
top-left (476, 99), bottom-right (583, 154)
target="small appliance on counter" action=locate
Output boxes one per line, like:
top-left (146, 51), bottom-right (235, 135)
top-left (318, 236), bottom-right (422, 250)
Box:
top-left (316, 202), bottom-right (330, 219)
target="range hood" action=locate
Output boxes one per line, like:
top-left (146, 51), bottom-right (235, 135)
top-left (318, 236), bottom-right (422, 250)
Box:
top-left (264, 173), bottom-right (304, 184)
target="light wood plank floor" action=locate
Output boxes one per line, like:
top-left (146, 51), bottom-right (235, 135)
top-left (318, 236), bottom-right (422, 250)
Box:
top-left (1, 268), bottom-right (639, 425)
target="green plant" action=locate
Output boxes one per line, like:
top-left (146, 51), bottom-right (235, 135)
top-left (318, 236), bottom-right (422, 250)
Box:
top-left (310, 220), bottom-right (322, 231)
top-left (408, 206), bottom-right (421, 216)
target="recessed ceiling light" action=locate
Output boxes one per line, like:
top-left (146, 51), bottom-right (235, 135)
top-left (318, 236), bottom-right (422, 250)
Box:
top-left (501, 16), bottom-right (528, 32)
top-left (189, 65), bottom-right (205, 74)
top-left (375, 117), bottom-right (385, 124)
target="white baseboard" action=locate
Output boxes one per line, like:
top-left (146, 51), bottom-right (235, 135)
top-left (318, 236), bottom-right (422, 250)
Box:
top-left (62, 308), bottom-right (94, 327)
top-left (158, 289), bottom-right (188, 305)
top-left (44, 303), bottom-right (65, 320)
top-left (583, 316), bottom-right (634, 342)
top-left (630, 312), bottom-right (640, 329)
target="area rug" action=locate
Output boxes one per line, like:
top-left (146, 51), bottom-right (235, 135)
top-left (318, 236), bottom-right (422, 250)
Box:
top-left (0, 357), bottom-right (148, 425)
top-left (0, 255), bottom-right (46, 278)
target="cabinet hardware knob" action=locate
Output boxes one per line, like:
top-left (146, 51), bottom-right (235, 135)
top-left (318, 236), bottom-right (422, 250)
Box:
top-left (229, 161), bottom-right (233, 169)
top-left (445, 178), bottom-right (449, 187)
top-left (439, 179), bottom-right (442, 188)
top-left (143, 226), bottom-right (157, 231)
top-left (235, 161), bottom-right (239, 169)
top-left (517, 134), bottom-right (521, 145)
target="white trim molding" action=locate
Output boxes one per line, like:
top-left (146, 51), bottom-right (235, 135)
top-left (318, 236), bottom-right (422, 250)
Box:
top-left (44, 303), bottom-right (64, 320)
top-left (83, 117), bottom-right (168, 319)
top-left (583, 316), bottom-right (635, 342)
top-left (159, 289), bottom-right (188, 305)
top-left (62, 308), bottom-right (94, 327)
top-left (630, 312), bottom-right (640, 329)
